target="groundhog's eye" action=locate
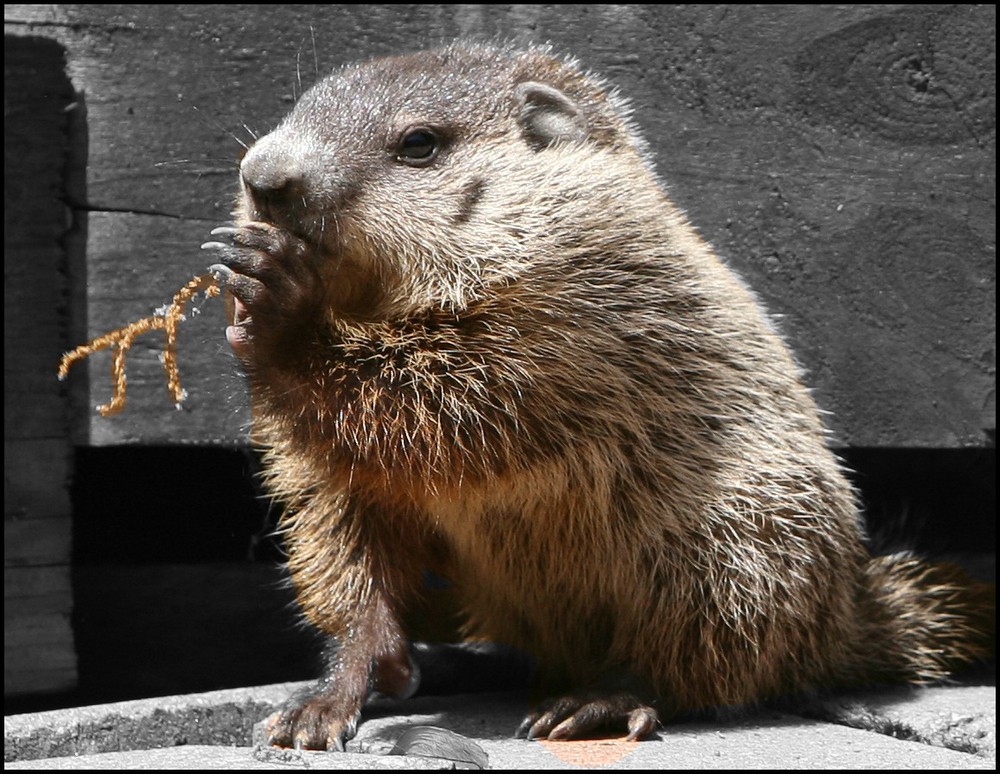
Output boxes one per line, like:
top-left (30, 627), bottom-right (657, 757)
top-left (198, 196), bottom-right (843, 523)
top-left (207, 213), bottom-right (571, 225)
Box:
top-left (396, 127), bottom-right (440, 166)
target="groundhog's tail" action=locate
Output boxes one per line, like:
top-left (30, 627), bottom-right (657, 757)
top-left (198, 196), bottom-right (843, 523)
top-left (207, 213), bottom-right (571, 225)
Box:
top-left (853, 553), bottom-right (995, 684)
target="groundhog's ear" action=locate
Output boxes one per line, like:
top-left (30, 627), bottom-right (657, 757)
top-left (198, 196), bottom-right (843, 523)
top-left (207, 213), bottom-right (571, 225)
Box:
top-left (515, 82), bottom-right (589, 150)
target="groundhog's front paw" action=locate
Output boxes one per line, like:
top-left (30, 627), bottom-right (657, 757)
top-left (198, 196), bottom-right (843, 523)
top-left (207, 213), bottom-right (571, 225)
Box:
top-left (516, 691), bottom-right (659, 741)
top-left (264, 692), bottom-right (363, 751)
top-left (201, 222), bottom-right (321, 361)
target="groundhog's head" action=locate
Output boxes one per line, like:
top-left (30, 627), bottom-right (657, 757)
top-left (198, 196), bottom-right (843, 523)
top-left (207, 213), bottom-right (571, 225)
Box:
top-left (235, 43), bottom-right (655, 318)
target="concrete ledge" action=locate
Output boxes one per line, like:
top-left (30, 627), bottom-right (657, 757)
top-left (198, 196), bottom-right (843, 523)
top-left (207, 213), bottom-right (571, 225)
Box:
top-left (4, 682), bottom-right (298, 762)
top-left (5, 679), bottom-right (996, 769)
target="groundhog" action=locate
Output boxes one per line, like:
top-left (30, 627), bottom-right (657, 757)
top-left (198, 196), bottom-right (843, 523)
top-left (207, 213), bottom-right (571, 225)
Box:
top-left (203, 42), bottom-right (994, 750)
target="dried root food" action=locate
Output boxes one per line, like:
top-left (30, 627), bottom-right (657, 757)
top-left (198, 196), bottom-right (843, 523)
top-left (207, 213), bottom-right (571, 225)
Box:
top-left (58, 273), bottom-right (221, 416)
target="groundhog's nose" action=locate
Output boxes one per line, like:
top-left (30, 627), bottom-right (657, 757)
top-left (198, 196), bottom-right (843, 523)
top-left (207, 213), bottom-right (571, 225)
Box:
top-left (240, 134), bottom-right (306, 218)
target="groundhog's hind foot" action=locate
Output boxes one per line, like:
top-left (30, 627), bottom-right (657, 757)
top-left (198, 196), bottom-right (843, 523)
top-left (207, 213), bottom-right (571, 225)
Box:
top-left (516, 692), bottom-right (659, 741)
top-left (263, 693), bottom-right (362, 751)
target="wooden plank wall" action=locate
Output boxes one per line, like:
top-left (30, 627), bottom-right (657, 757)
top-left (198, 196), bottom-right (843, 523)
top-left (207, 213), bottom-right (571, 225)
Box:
top-left (4, 35), bottom-right (77, 695)
top-left (5, 4), bottom-right (993, 450)
top-left (3, 4), bottom-right (994, 699)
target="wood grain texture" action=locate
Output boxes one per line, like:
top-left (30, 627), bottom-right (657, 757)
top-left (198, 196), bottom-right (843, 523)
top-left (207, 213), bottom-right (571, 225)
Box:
top-left (4, 31), bottom-right (77, 696)
top-left (5, 563), bottom-right (76, 695)
top-left (5, 562), bottom-right (75, 694)
top-left (5, 4), bottom-right (995, 447)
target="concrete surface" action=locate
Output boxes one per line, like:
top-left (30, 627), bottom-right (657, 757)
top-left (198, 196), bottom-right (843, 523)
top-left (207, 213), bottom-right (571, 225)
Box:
top-left (5, 679), bottom-right (995, 769)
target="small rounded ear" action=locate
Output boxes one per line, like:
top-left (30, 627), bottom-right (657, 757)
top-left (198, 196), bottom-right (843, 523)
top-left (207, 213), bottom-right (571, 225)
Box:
top-left (515, 81), bottom-right (589, 150)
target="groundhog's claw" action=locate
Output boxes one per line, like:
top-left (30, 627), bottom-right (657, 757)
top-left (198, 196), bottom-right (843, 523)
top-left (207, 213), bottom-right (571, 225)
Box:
top-left (516, 692), bottom-right (659, 741)
top-left (202, 221), bottom-right (322, 361)
top-left (264, 698), bottom-right (361, 751)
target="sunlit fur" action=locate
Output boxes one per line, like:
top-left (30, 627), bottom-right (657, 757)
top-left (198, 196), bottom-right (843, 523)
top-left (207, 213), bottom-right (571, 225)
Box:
top-left (236, 42), bottom-right (994, 724)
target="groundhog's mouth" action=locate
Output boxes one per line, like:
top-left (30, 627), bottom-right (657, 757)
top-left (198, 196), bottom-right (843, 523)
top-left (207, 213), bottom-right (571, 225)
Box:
top-left (226, 294), bottom-right (252, 353)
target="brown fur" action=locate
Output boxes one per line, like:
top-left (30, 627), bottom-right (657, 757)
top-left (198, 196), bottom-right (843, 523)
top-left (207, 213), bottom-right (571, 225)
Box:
top-left (211, 43), bottom-right (994, 748)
